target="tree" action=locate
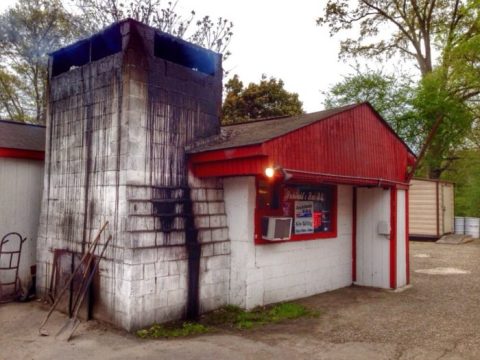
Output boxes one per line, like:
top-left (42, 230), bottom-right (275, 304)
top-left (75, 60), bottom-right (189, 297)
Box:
top-left (317, 0), bottom-right (479, 77)
top-left (413, 69), bottom-right (474, 178)
top-left (0, 0), bottom-right (233, 124)
top-left (0, 0), bottom-right (85, 123)
top-left (443, 149), bottom-right (480, 217)
top-left (75, 0), bottom-right (233, 58)
top-left (221, 74), bottom-right (304, 124)
top-left (323, 68), bottom-right (422, 149)
top-left (317, 0), bottom-right (480, 178)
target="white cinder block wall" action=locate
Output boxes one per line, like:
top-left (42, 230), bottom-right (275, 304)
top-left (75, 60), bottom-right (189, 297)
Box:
top-left (224, 176), bottom-right (353, 309)
top-left (189, 175), bottom-right (231, 315)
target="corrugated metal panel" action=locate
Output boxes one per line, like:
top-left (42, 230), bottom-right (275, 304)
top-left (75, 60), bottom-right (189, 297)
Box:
top-left (190, 104), bottom-right (412, 185)
top-left (264, 105), bottom-right (409, 184)
top-left (409, 179), bottom-right (438, 236)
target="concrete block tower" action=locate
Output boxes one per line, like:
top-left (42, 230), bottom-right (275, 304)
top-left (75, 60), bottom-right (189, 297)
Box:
top-left (37, 19), bottom-right (230, 330)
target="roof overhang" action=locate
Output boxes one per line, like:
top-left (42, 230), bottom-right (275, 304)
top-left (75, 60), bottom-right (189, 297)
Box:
top-left (189, 144), bottom-right (268, 177)
top-left (0, 147), bottom-right (45, 161)
top-left (188, 103), bottom-right (415, 187)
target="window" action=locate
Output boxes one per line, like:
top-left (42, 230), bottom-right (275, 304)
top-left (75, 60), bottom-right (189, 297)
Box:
top-left (284, 185), bottom-right (334, 236)
top-left (255, 181), bottom-right (337, 244)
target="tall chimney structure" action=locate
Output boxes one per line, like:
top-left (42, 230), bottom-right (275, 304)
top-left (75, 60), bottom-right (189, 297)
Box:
top-left (37, 19), bottom-right (230, 330)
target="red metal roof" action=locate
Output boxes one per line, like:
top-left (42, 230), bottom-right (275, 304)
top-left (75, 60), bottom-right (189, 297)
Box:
top-left (188, 104), bottom-right (359, 153)
top-left (188, 103), bottom-right (416, 186)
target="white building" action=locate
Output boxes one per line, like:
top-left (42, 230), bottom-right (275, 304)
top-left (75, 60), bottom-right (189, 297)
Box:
top-left (0, 120), bottom-right (45, 301)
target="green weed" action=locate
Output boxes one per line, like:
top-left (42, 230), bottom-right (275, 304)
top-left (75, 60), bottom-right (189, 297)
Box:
top-left (136, 302), bottom-right (320, 339)
top-left (204, 302), bottom-right (320, 330)
top-left (136, 322), bottom-right (209, 339)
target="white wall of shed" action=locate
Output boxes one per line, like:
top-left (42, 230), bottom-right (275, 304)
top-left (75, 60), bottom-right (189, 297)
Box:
top-left (355, 188), bottom-right (391, 289)
top-left (409, 179), bottom-right (438, 237)
top-left (224, 177), bottom-right (353, 309)
top-left (0, 158), bottom-right (44, 290)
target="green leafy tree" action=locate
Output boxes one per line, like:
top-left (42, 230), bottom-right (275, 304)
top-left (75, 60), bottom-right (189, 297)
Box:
top-left (317, 0), bottom-right (480, 179)
top-left (0, 0), bottom-right (233, 124)
top-left (323, 69), bottom-right (422, 149)
top-left (0, 0), bottom-right (85, 123)
top-left (221, 74), bottom-right (304, 124)
top-left (317, 0), bottom-right (479, 77)
top-left (443, 149), bottom-right (480, 217)
top-left (413, 69), bottom-right (474, 178)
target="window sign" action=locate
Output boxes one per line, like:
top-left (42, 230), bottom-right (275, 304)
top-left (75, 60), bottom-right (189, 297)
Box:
top-left (294, 201), bottom-right (314, 234)
top-left (284, 185), bottom-right (333, 235)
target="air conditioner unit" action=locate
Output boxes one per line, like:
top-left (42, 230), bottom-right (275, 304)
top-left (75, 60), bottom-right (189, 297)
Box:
top-left (261, 217), bottom-right (293, 241)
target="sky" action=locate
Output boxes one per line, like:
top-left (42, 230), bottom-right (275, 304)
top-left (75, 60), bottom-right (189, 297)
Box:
top-left (175, 0), bottom-right (352, 112)
top-left (0, 0), bottom-right (358, 112)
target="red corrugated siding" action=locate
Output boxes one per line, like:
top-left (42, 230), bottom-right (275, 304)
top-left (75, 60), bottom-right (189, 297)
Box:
top-left (190, 104), bottom-right (412, 184)
top-left (264, 105), bottom-right (409, 184)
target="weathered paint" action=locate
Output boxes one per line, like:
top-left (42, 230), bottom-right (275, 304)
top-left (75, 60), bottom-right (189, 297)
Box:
top-left (190, 104), bottom-right (414, 186)
top-left (37, 19), bottom-right (225, 330)
top-left (0, 158), bottom-right (44, 290)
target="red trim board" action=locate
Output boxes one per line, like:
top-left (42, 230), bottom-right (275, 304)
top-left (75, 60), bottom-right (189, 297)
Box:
top-left (406, 189), bottom-right (410, 285)
top-left (0, 147), bottom-right (44, 160)
top-left (352, 187), bottom-right (357, 282)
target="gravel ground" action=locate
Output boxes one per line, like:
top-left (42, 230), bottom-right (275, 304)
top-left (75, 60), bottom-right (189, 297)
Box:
top-left (1, 240), bottom-right (480, 360)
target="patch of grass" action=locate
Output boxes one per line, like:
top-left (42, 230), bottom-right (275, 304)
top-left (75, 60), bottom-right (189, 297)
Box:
top-left (136, 303), bottom-right (320, 339)
top-left (136, 321), bottom-right (209, 339)
top-left (204, 302), bottom-right (321, 330)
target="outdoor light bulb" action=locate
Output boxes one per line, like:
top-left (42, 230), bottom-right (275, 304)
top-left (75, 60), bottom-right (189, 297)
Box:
top-left (265, 167), bottom-right (275, 178)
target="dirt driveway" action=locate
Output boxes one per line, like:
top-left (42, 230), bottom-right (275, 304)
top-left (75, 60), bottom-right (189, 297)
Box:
top-left (2, 240), bottom-right (480, 360)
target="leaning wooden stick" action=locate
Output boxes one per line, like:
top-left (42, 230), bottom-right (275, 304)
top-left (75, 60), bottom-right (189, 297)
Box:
top-left (56, 235), bottom-right (112, 341)
top-left (38, 221), bottom-right (109, 336)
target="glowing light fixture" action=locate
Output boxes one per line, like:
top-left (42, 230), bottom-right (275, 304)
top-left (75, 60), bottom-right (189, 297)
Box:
top-left (265, 167), bottom-right (275, 178)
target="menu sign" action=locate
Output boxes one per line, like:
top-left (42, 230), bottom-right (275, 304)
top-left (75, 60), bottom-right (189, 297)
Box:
top-left (284, 185), bottom-right (333, 235)
top-left (294, 201), bottom-right (314, 234)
